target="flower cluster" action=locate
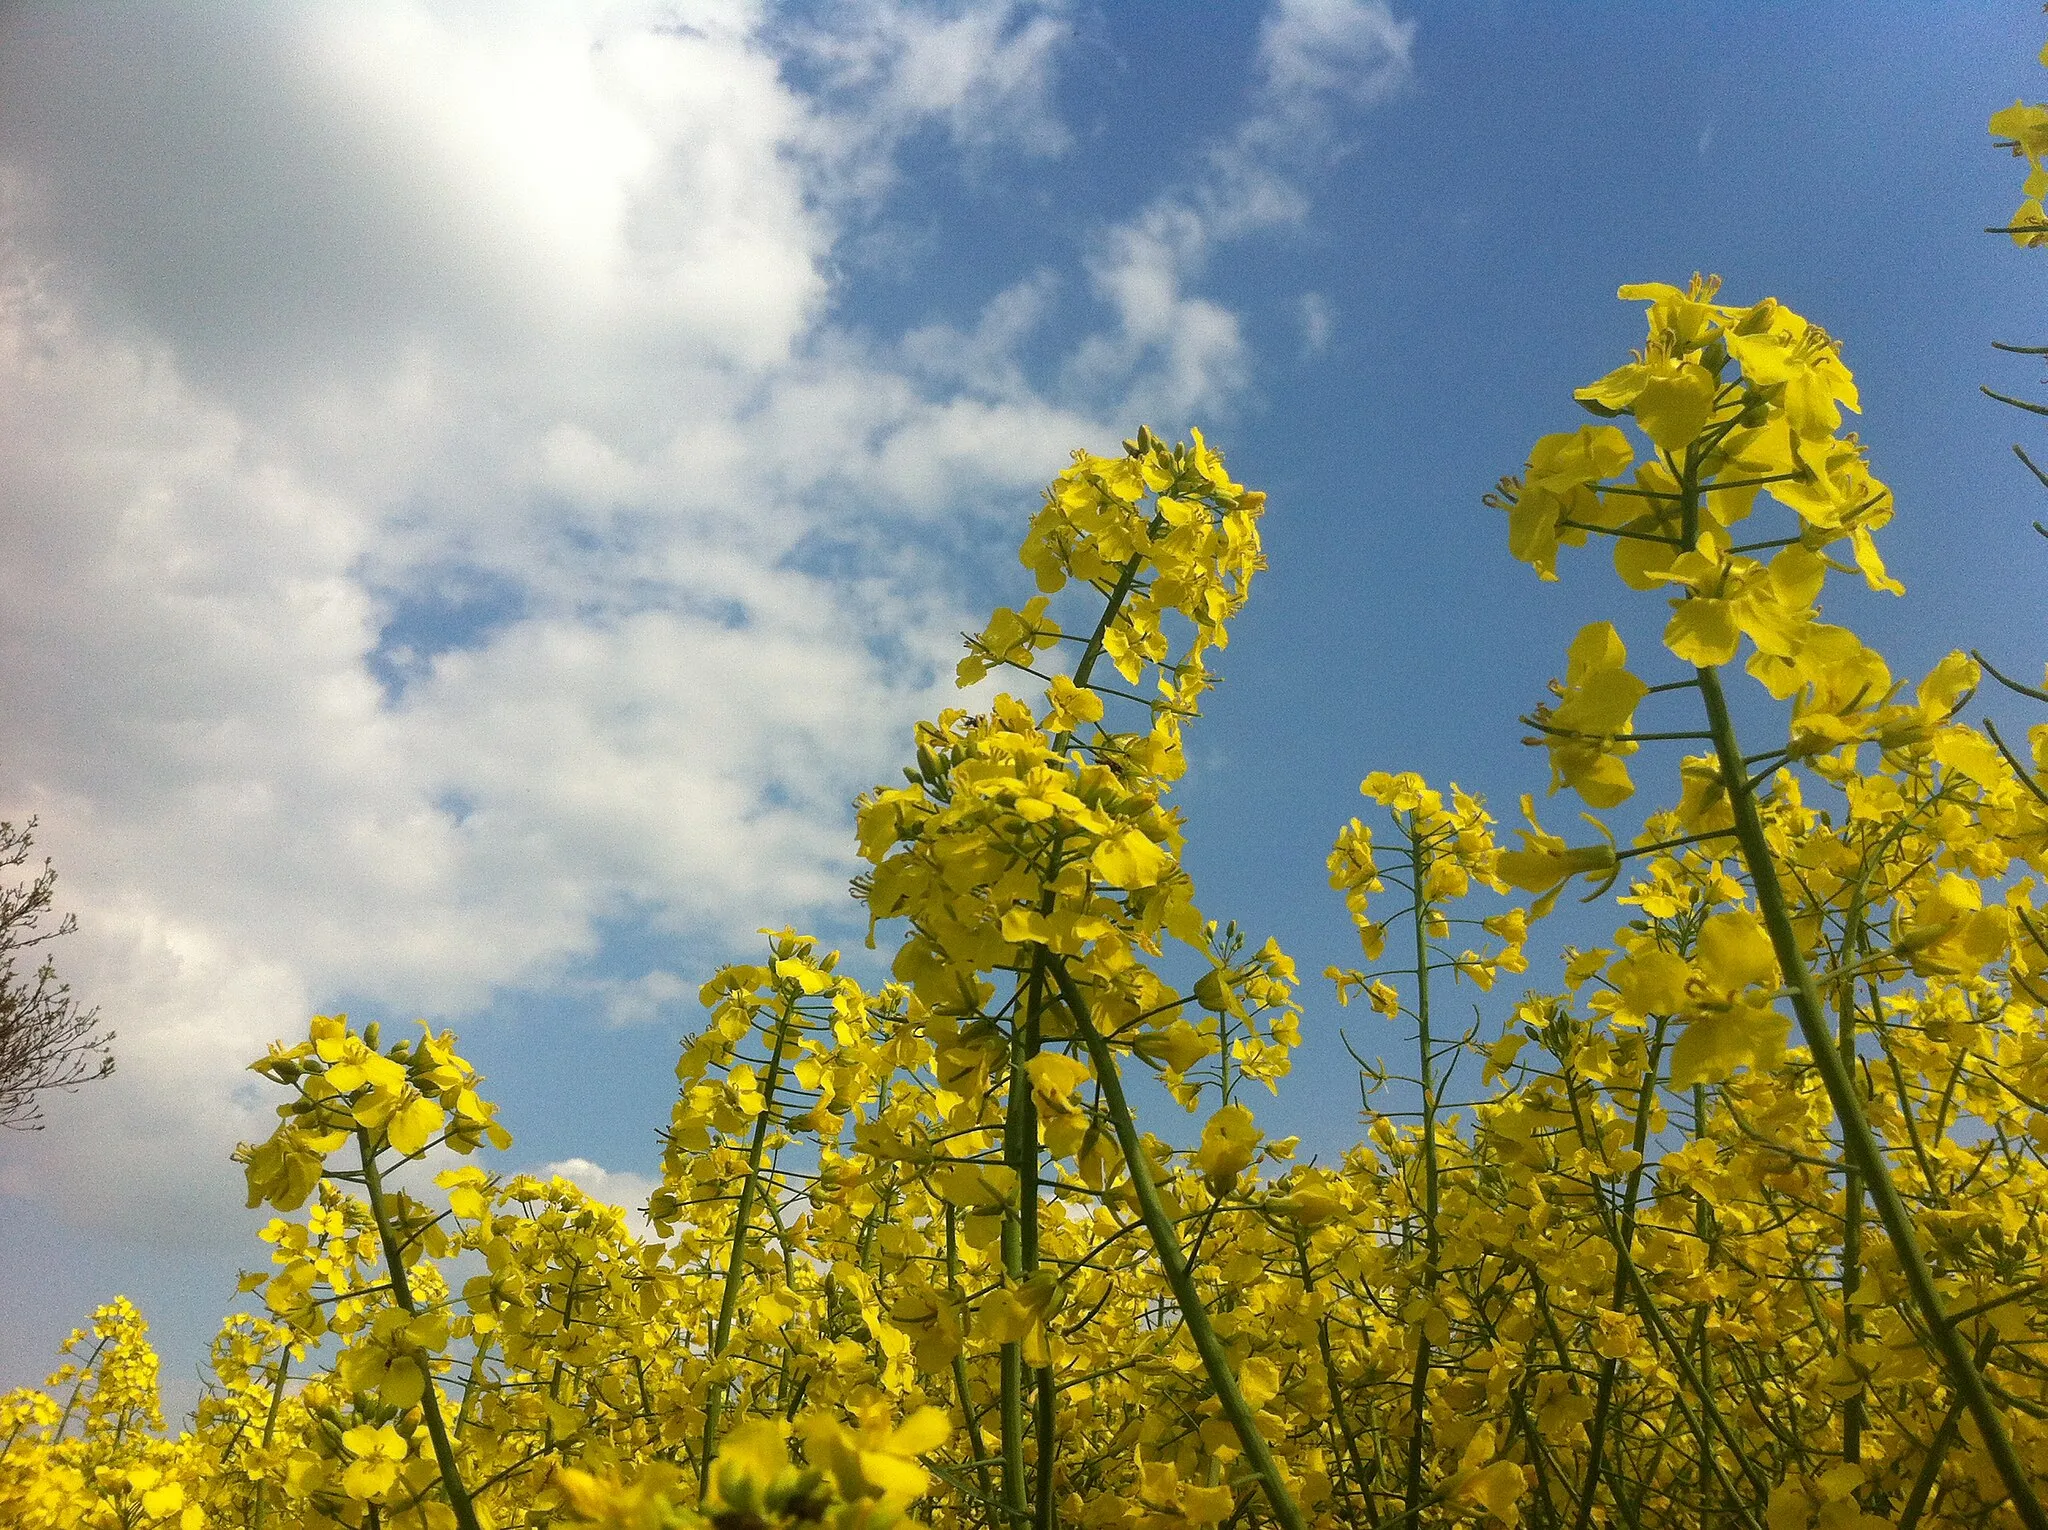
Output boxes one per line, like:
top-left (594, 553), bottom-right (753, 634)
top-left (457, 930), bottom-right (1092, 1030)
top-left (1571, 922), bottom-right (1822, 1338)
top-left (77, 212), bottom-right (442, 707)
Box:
top-left (6, 385), bottom-right (2042, 1530)
top-left (8, 38), bottom-right (2048, 1530)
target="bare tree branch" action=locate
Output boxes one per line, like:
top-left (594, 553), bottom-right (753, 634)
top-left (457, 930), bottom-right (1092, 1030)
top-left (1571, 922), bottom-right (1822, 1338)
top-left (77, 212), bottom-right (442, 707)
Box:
top-left (0, 819), bottom-right (114, 1131)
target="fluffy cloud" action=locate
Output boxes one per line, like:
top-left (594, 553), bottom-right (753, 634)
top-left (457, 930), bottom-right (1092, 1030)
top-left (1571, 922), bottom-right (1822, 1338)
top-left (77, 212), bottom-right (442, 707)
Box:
top-left (0, 0), bottom-right (1080, 1225)
top-left (1067, 202), bottom-right (1250, 423)
top-left (1258, 0), bottom-right (1416, 117)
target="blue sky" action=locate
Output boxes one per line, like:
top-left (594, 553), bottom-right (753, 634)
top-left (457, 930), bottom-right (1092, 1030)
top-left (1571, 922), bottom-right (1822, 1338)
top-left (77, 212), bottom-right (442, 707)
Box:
top-left (2, 0), bottom-right (2042, 1412)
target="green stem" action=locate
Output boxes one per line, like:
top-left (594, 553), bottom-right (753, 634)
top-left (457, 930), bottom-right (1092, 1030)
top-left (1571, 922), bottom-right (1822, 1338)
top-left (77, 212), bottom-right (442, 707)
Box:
top-left (699, 995), bottom-right (799, 1488)
top-left (1022, 959), bottom-right (1057, 1530)
top-left (544, 1356), bottom-right (567, 1455)
top-left (1898, 1331), bottom-right (2001, 1530)
top-left (1567, 1362), bottom-right (1617, 1530)
top-left (1294, 1232), bottom-right (1378, 1530)
top-left (1692, 1076), bottom-right (1717, 1510)
top-left (1505, 1385), bottom-right (1561, 1530)
top-left (1069, 556), bottom-right (1146, 694)
top-left (1000, 1017), bottom-right (1031, 1529)
top-left (1401, 823), bottom-right (1441, 1527)
top-left (757, 1174), bottom-right (804, 1425)
top-left (1048, 955), bottom-right (1306, 1530)
top-left (633, 1357), bottom-right (656, 1454)
top-left (1560, 1016), bottom-right (1667, 1530)
top-left (1523, 1276), bottom-right (1611, 1530)
top-left (948, 1205), bottom-right (998, 1526)
top-left (53, 1334), bottom-right (108, 1441)
top-left (357, 1130), bottom-right (482, 1530)
top-left (1609, 1234), bottom-right (1769, 1517)
top-left (1033, 1355), bottom-right (1055, 1530)
top-left (1695, 663), bottom-right (2048, 1530)
top-left (1835, 923), bottom-right (1866, 1468)
top-left (249, 1351), bottom-right (290, 1530)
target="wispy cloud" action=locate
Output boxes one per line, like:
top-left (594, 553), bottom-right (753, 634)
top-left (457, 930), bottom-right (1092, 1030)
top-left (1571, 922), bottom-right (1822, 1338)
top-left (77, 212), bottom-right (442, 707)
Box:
top-left (1061, 0), bottom-right (1414, 419)
top-left (781, 0), bottom-right (1076, 186)
top-left (1300, 291), bottom-right (1336, 356)
top-left (1258, 0), bottom-right (1417, 120)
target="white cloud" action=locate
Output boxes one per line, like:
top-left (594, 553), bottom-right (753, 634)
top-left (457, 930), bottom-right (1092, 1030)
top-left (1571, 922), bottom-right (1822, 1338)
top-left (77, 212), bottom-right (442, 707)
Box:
top-left (1059, 0), bottom-right (1413, 427)
top-left (1193, 0), bottom-right (1416, 245)
top-left (1258, 0), bottom-right (1416, 117)
top-left (597, 969), bottom-right (692, 1028)
top-left (1300, 291), bottom-right (1335, 356)
top-left (902, 269), bottom-right (1061, 398)
top-left (1066, 203), bottom-right (1248, 425)
top-left (780, 0), bottom-right (1074, 200)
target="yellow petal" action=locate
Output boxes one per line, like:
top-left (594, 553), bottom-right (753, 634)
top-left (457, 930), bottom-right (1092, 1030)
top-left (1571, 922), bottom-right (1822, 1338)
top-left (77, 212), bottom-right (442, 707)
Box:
top-left (1611, 948), bottom-right (1689, 1016)
top-left (1496, 844), bottom-right (1615, 895)
top-left (386, 1095), bottom-right (445, 1157)
top-left (1178, 1484), bottom-right (1239, 1525)
top-left (886, 1405), bottom-right (950, 1458)
top-left (1195, 1104), bottom-right (1262, 1186)
top-left (1669, 1003), bottom-right (1790, 1090)
top-left (1092, 828), bottom-right (1171, 889)
top-left (1632, 362), bottom-right (1718, 453)
top-left (1696, 911), bottom-right (1778, 991)
top-left (1664, 598), bottom-right (1740, 667)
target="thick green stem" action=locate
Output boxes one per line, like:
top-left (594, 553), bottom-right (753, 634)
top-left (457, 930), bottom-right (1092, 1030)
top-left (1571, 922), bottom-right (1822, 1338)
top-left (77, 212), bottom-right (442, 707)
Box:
top-left (356, 1131), bottom-right (482, 1530)
top-left (1835, 935), bottom-right (1866, 1467)
top-left (544, 1355), bottom-right (568, 1454)
top-left (1695, 664), bottom-right (2047, 1530)
top-left (1402, 823), bottom-right (1441, 1526)
top-left (699, 996), bottom-right (798, 1488)
top-left (1048, 955), bottom-right (1306, 1530)
top-left (1568, 1364), bottom-right (1617, 1530)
